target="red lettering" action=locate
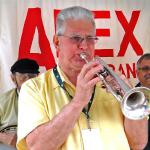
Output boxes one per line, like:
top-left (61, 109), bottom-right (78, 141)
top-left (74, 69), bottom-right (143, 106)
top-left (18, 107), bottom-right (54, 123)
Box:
top-left (126, 63), bottom-right (136, 78)
top-left (94, 11), bottom-right (114, 57)
top-left (54, 10), bottom-right (60, 34)
top-left (116, 11), bottom-right (143, 56)
top-left (18, 8), bottom-right (56, 70)
top-left (107, 63), bottom-right (137, 79)
top-left (118, 64), bottom-right (126, 77)
top-left (108, 64), bottom-right (115, 71)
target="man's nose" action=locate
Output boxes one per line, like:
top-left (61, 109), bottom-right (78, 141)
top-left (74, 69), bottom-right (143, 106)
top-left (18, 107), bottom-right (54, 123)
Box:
top-left (78, 38), bottom-right (88, 50)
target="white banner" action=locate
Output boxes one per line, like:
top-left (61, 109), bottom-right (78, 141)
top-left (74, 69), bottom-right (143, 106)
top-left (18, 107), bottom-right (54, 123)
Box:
top-left (0, 0), bottom-right (150, 94)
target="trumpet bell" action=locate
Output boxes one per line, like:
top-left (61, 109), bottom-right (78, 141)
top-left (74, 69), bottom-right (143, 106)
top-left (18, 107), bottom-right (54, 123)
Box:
top-left (121, 87), bottom-right (150, 120)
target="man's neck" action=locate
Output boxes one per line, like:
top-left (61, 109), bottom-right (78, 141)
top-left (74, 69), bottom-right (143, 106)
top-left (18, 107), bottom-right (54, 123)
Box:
top-left (64, 69), bottom-right (79, 86)
top-left (59, 65), bottom-right (80, 86)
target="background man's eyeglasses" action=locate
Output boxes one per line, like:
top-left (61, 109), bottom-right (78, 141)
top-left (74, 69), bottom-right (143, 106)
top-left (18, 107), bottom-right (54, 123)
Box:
top-left (138, 66), bottom-right (150, 72)
top-left (59, 35), bottom-right (99, 45)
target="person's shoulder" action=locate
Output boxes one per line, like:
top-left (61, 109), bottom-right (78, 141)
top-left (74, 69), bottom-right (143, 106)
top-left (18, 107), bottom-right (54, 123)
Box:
top-left (37, 69), bottom-right (53, 80)
top-left (0, 88), bottom-right (17, 99)
top-left (0, 88), bottom-right (17, 104)
top-left (22, 69), bottom-right (53, 88)
top-left (33, 69), bottom-right (53, 82)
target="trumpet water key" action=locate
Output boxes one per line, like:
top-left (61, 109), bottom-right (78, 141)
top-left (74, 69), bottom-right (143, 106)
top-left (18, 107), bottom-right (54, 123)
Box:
top-left (80, 52), bottom-right (150, 120)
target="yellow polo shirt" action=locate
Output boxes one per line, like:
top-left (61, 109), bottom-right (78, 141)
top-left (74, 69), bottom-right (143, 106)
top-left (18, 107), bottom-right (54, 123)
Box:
top-left (17, 66), bottom-right (130, 150)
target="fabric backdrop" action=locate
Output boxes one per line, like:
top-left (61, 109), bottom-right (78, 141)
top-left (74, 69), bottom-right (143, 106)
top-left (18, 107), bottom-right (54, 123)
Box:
top-left (0, 0), bottom-right (150, 94)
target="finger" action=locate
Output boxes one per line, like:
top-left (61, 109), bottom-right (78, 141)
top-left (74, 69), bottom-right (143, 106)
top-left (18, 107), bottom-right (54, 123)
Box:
top-left (86, 76), bottom-right (100, 88)
top-left (79, 60), bottom-right (103, 79)
top-left (84, 64), bottom-right (103, 82)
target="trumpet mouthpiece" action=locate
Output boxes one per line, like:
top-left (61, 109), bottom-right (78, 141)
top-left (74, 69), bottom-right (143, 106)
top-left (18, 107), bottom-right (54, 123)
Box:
top-left (80, 52), bottom-right (87, 59)
top-left (80, 52), bottom-right (89, 63)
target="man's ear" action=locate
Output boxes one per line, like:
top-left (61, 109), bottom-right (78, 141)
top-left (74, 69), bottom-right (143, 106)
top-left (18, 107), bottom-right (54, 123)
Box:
top-left (53, 35), bottom-right (59, 48)
top-left (53, 35), bottom-right (60, 57)
top-left (11, 74), bottom-right (17, 84)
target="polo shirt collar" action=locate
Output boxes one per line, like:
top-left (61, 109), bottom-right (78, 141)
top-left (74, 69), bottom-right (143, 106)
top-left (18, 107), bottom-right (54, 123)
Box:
top-left (52, 65), bottom-right (75, 90)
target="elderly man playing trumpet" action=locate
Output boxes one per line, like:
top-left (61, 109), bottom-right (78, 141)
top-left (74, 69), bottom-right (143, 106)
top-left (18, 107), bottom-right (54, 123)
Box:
top-left (17, 6), bottom-right (148, 150)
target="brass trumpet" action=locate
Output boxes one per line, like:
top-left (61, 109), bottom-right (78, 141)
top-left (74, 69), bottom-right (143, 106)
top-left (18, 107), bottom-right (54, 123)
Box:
top-left (80, 52), bottom-right (150, 120)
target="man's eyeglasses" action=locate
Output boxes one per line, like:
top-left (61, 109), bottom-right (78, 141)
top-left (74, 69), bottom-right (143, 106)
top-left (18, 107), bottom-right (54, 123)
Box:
top-left (138, 66), bottom-right (150, 72)
top-left (59, 35), bottom-right (99, 45)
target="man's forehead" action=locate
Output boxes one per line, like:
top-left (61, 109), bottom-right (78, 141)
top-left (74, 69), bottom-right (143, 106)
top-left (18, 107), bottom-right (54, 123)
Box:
top-left (64, 19), bottom-right (95, 32)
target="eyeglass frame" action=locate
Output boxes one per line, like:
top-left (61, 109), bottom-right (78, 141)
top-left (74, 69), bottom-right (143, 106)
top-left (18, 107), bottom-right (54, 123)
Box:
top-left (138, 66), bottom-right (150, 72)
top-left (58, 34), bottom-right (99, 45)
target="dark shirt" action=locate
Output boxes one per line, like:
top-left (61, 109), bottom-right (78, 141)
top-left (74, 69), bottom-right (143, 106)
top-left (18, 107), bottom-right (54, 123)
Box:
top-left (135, 82), bottom-right (141, 87)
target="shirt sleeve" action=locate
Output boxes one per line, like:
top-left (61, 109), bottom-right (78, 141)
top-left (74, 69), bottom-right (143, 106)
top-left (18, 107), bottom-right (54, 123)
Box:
top-left (17, 79), bottom-right (49, 150)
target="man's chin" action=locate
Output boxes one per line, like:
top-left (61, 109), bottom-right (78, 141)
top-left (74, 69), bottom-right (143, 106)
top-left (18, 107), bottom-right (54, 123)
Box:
top-left (71, 63), bottom-right (83, 71)
top-left (75, 65), bottom-right (83, 71)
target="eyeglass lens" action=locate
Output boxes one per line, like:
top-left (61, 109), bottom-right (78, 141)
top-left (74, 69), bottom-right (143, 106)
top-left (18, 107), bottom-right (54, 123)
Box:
top-left (70, 36), bottom-right (98, 44)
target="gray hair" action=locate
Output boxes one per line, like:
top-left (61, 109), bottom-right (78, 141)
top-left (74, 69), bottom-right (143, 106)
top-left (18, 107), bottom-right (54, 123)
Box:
top-left (56, 6), bottom-right (96, 35)
top-left (137, 53), bottom-right (150, 69)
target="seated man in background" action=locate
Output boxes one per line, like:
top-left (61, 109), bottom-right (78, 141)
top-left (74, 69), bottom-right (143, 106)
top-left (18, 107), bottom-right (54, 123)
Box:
top-left (136, 53), bottom-right (150, 150)
top-left (0, 58), bottom-right (39, 149)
